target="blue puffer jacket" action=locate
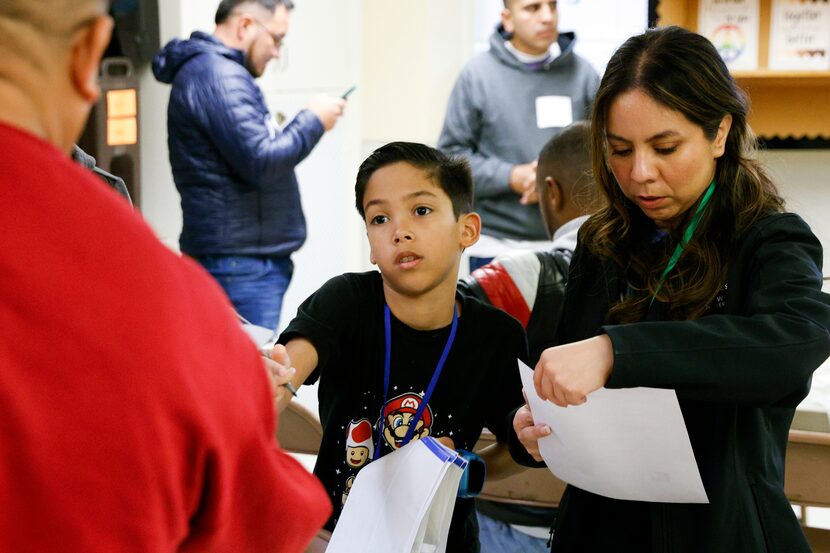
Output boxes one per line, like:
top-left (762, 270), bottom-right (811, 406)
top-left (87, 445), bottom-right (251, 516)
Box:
top-left (152, 32), bottom-right (324, 257)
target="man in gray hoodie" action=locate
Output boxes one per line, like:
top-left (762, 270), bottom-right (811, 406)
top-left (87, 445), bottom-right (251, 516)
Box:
top-left (438, 0), bottom-right (599, 272)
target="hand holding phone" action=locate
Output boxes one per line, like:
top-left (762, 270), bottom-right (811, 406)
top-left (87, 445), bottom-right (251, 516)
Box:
top-left (308, 93), bottom-right (348, 131)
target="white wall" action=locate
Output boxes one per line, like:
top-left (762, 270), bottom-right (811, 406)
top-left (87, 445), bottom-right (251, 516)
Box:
top-left (763, 150), bottom-right (830, 275)
top-left (361, 0), bottom-right (475, 146)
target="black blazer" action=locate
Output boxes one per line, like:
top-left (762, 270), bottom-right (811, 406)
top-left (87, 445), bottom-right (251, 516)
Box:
top-left (534, 213), bottom-right (830, 552)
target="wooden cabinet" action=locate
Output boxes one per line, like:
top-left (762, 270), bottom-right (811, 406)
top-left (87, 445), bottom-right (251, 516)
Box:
top-left (657, 0), bottom-right (830, 139)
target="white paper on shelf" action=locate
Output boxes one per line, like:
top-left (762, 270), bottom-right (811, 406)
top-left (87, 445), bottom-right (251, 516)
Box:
top-left (698, 0), bottom-right (760, 71)
top-left (769, 0), bottom-right (830, 70)
top-left (518, 360), bottom-right (708, 504)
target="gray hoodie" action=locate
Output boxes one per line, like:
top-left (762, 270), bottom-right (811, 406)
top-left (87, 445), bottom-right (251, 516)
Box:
top-left (438, 28), bottom-right (599, 241)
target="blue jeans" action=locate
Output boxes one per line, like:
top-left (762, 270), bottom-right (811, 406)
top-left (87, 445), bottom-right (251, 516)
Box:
top-left (196, 255), bottom-right (293, 332)
top-left (469, 256), bottom-right (495, 273)
top-left (476, 512), bottom-right (550, 553)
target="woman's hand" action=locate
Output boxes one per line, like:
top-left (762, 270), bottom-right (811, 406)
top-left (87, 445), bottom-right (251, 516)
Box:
top-left (513, 403), bottom-right (550, 462)
top-left (534, 335), bottom-right (614, 407)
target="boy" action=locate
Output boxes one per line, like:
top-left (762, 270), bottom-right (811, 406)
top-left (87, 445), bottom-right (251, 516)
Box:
top-left (275, 142), bottom-right (528, 552)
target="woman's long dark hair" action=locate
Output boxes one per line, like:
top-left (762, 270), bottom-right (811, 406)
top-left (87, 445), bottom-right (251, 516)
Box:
top-left (583, 26), bottom-right (785, 323)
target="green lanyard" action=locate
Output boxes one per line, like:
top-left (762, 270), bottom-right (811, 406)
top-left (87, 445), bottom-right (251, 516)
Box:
top-left (650, 179), bottom-right (717, 308)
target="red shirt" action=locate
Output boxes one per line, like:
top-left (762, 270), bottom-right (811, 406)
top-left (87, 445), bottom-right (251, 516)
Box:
top-left (0, 123), bottom-right (330, 552)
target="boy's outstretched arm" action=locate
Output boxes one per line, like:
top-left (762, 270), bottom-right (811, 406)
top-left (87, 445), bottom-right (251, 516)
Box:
top-left (476, 442), bottom-right (526, 482)
top-left (269, 338), bottom-right (319, 413)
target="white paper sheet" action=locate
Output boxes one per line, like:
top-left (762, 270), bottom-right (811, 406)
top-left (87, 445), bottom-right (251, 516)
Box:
top-left (698, 0), bottom-right (760, 71)
top-left (327, 437), bottom-right (463, 553)
top-left (518, 360), bottom-right (708, 503)
top-left (240, 322), bottom-right (275, 348)
top-left (770, 0), bottom-right (830, 70)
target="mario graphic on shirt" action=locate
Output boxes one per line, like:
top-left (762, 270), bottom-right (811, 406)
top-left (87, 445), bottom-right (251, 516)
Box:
top-left (345, 418), bottom-right (374, 468)
top-left (380, 392), bottom-right (433, 450)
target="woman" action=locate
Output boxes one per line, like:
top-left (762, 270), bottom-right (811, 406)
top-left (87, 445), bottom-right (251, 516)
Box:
top-left (512, 26), bottom-right (830, 552)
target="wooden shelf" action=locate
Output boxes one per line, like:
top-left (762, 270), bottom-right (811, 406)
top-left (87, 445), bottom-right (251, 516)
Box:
top-left (733, 71), bottom-right (830, 86)
top-left (657, 0), bottom-right (830, 140)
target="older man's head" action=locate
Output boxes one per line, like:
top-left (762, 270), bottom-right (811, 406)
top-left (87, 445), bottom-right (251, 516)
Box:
top-left (0, 0), bottom-right (113, 152)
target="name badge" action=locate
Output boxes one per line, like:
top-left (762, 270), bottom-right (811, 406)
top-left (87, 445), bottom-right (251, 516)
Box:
top-left (535, 95), bottom-right (573, 129)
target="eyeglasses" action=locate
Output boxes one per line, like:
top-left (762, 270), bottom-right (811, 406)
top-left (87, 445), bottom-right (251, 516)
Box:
top-left (243, 14), bottom-right (284, 48)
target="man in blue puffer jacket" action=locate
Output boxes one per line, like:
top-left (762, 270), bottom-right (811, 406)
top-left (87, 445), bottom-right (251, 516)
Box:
top-left (153, 0), bottom-right (346, 331)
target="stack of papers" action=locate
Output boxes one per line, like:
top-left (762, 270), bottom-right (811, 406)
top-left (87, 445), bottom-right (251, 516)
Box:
top-left (328, 437), bottom-right (467, 553)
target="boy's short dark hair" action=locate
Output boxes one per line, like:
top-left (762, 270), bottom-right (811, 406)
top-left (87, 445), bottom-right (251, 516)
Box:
top-left (355, 142), bottom-right (474, 220)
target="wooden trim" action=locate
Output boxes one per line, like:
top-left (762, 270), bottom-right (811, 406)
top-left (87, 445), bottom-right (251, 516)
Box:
top-left (657, 0), bottom-right (830, 140)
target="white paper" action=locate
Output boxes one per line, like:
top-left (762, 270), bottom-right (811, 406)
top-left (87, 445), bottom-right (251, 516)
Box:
top-left (797, 354), bottom-right (830, 430)
top-left (556, 0), bottom-right (648, 76)
top-left (240, 322), bottom-right (275, 348)
top-left (770, 0), bottom-right (830, 70)
top-left (698, 0), bottom-right (760, 71)
top-left (328, 437), bottom-right (463, 553)
top-left (535, 96), bottom-right (572, 129)
top-left (518, 360), bottom-right (708, 503)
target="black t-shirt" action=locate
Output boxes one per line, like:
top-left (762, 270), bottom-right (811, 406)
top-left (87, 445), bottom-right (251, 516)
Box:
top-left (279, 271), bottom-right (528, 552)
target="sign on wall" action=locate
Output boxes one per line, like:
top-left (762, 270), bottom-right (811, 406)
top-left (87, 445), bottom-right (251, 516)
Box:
top-left (698, 0), bottom-right (761, 71)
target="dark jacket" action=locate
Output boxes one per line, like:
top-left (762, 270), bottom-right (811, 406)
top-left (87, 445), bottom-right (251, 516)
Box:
top-left (72, 146), bottom-right (132, 205)
top-left (459, 249), bottom-right (569, 365)
top-left (152, 32), bottom-right (324, 257)
top-left (521, 213), bottom-right (830, 552)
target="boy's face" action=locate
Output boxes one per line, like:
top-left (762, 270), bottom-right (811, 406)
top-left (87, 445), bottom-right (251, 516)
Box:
top-left (362, 162), bottom-right (479, 299)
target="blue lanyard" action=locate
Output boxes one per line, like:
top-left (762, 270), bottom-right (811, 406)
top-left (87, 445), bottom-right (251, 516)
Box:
top-left (650, 179), bottom-right (716, 308)
top-left (373, 303), bottom-right (458, 461)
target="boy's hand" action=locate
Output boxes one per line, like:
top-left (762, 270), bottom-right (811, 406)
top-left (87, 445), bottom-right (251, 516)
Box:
top-left (436, 436), bottom-right (456, 451)
top-left (513, 403), bottom-right (550, 463)
top-left (533, 335), bottom-right (614, 407)
top-left (263, 344), bottom-right (296, 413)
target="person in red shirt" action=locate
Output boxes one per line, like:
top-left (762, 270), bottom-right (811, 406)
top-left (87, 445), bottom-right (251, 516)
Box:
top-left (0, 1), bottom-right (330, 551)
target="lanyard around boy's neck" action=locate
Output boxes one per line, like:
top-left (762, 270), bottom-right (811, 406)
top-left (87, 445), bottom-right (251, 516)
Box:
top-left (650, 179), bottom-right (716, 308)
top-left (373, 303), bottom-right (458, 461)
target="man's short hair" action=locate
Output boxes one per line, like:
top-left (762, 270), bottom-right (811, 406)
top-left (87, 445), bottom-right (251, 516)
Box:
top-left (0, 0), bottom-right (106, 68)
top-left (355, 142), bottom-right (474, 220)
top-left (0, 0), bottom-right (105, 33)
top-left (215, 0), bottom-right (294, 25)
top-left (537, 120), bottom-right (596, 205)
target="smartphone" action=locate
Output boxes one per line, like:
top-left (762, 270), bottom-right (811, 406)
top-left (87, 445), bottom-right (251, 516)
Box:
top-left (341, 85), bottom-right (357, 100)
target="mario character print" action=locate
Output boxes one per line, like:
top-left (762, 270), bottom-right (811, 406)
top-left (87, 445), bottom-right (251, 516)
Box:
top-left (380, 392), bottom-right (433, 450)
top-left (345, 418), bottom-right (374, 468)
